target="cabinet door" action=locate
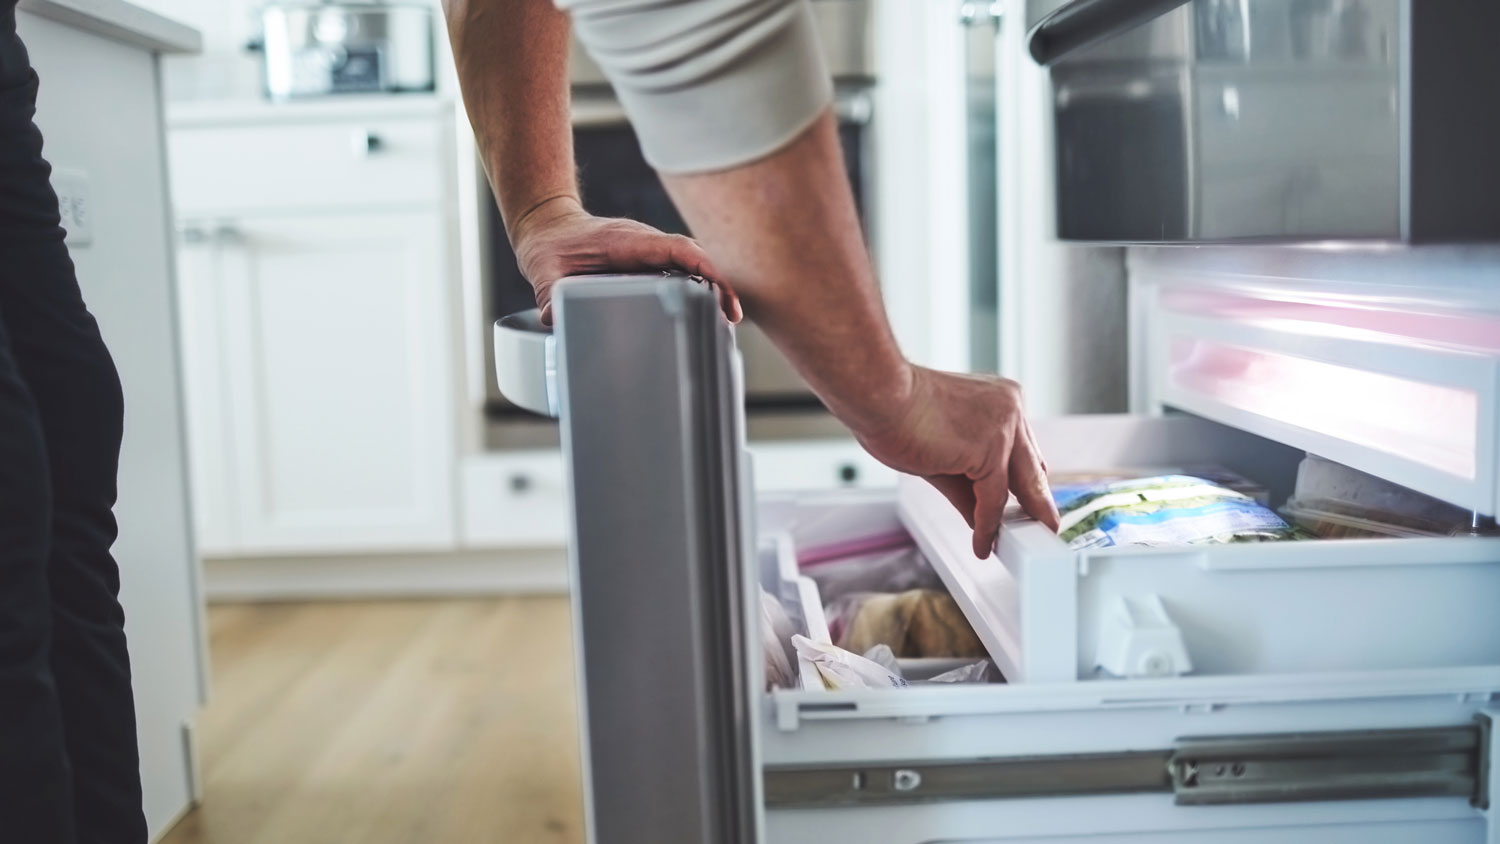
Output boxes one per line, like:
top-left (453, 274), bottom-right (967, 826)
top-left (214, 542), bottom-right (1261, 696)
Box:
top-left (217, 214), bottom-right (457, 553)
top-left (174, 226), bottom-right (239, 555)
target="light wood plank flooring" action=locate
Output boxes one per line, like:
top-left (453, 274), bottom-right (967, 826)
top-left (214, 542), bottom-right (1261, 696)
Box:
top-left (161, 599), bottom-right (584, 844)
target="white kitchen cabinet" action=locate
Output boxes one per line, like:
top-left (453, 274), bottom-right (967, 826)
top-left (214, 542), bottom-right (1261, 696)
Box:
top-left (175, 212), bottom-right (457, 554)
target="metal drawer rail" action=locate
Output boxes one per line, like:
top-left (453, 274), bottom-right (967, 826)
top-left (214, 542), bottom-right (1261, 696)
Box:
top-left (765, 722), bottom-right (1489, 810)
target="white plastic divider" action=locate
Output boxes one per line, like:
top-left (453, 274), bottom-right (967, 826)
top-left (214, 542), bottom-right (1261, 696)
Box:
top-left (899, 477), bottom-right (1068, 683)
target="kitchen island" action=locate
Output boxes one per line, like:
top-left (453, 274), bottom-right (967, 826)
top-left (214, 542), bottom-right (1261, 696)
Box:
top-left (14, 1), bottom-right (205, 839)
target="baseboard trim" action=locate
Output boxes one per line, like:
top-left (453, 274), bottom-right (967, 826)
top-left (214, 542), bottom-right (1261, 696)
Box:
top-left (203, 549), bottom-right (570, 602)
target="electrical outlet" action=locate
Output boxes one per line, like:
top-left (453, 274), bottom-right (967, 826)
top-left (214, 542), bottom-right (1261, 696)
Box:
top-left (52, 168), bottom-right (93, 247)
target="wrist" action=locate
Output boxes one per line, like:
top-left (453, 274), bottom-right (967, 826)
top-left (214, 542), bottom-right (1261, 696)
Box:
top-left (827, 357), bottom-right (920, 443)
top-left (508, 193), bottom-right (584, 248)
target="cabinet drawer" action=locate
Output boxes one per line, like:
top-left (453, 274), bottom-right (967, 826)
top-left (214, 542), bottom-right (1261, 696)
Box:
top-left (896, 415), bottom-right (1500, 685)
top-left (460, 451), bottom-right (569, 548)
top-left (169, 117), bottom-right (446, 216)
top-left (750, 439), bottom-right (895, 492)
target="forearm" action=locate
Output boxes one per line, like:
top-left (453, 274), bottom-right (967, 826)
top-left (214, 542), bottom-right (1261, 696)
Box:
top-left (441, 0), bottom-right (578, 237)
top-left (662, 111), bottom-right (914, 433)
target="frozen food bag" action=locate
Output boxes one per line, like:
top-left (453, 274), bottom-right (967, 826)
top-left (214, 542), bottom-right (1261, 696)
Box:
top-left (792, 635), bottom-right (910, 691)
top-left (832, 589), bottom-right (987, 660)
top-left (1052, 474), bottom-right (1303, 550)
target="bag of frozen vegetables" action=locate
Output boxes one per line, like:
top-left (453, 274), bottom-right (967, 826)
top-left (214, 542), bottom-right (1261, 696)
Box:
top-left (1052, 474), bottom-right (1304, 550)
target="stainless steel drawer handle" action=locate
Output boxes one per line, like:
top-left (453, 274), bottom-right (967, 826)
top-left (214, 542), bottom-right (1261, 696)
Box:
top-left (1028, 0), bottom-right (1190, 65)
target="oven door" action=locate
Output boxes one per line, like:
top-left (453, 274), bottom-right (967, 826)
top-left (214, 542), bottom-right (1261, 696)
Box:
top-left (482, 90), bottom-right (875, 424)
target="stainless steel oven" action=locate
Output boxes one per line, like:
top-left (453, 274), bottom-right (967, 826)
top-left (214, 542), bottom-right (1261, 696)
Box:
top-left (482, 0), bottom-right (875, 449)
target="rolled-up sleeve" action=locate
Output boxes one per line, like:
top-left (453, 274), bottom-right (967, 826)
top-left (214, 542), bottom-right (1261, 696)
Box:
top-left (556, 0), bottom-right (834, 174)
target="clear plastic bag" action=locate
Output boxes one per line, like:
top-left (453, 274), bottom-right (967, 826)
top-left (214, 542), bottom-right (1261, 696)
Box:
top-left (1051, 474), bottom-right (1302, 549)
top-left (924, 659), bottom-right (994, 685)
top-left (792, 635), bottom-right (909, 691)
top-left (1282, 454), bottom-right (1488, 538)
top-left (800, 544), bottom-right (942, 604)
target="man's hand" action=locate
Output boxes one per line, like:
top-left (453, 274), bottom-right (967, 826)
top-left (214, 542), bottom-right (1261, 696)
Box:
top-left (853, 366), bottom-right (1062, 559)
top-left (512, 196), bottom-right (742, 325)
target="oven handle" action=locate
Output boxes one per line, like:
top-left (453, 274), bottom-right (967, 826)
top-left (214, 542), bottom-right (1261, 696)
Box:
top-left (571, 89), bottom-right (874, 128)
top-left (493, 310), bottom-right (559, 418)
top-left (1027, 0), bottom-right (1189, 65)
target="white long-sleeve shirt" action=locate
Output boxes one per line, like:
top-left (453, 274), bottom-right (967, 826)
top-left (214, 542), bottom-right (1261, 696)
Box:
top-left (555, 0), bottom-right (833, 174)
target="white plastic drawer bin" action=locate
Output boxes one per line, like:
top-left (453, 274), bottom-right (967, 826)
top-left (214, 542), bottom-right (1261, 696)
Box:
top-left (897, 415), bottom-right (1500, 684)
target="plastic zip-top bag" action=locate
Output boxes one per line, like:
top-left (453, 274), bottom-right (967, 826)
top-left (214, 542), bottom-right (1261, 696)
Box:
top-left (1053, 474), bottom-right (1303, 550)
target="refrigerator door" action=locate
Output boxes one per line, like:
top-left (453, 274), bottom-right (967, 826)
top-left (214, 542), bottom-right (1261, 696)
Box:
top-left (551, 275), bottom-right (764, 844)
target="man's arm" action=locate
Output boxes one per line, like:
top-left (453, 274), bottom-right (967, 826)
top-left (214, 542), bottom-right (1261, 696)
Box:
top-left (442, 0), bottom-right (575, 240)
top-left (664, 111), bottom-right (1059, 556)
top-left (440, 0), bottom-right (740, 323)
top-left (448, 0), bottom-right (1059, 555)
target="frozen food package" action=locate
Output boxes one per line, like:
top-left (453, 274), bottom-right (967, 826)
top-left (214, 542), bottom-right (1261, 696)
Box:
top-left (760, 590), bottom-right (797, 690)
top-left (1049, 466), bottom-right (1270, 505)
top-left (1052, 474), bottom-right (1304, 550)
top-left (792, 635), bottom-right (909, 691)
top-left (1283, 454), bottom-right (1488, 538)
top-left (831, 589), bottom-right (987, 659)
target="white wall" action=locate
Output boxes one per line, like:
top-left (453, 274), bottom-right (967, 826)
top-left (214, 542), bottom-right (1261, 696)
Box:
top-left (876, 0), bottom-right (1128, 414)
top-left (996, 0), bottom-right (1127, 415)
top-left (17, 12), bottom-right (207, 840)
top-left (127, 0), bottom-right (262, 100)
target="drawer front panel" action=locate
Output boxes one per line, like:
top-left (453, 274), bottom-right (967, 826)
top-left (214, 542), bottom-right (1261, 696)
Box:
top-left (460, 451), bottom-right (569, 548)
top-left (170, 117), bottom-right (446, 215)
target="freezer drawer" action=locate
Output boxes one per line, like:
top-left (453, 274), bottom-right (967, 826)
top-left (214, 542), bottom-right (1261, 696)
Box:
top-left (760, 475), bottom-right (1500, 844)
top-left (897, 415), bottom-right (1500, 685)
top-left (517, 277), bottom-right (1500, 844)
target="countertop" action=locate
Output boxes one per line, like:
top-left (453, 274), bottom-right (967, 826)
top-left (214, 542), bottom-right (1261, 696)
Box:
top-left (166, 94), bottom-right (457, 129)
top-left (18, 0), bottom-right (200, 54)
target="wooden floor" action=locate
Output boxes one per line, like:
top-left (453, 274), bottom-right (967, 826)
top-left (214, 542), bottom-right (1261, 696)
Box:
top-left (161, 599), bottom-right (584, 844)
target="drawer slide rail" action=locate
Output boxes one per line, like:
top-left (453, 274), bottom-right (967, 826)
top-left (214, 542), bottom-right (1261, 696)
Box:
top-left (765, 723), bottom-right (1489, 810)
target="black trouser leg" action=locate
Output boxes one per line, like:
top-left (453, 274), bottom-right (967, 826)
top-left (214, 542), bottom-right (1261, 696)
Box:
top-left (1, 5), bottom-right (144, 842)
top-left (0, 322), bottom-right (76, 844)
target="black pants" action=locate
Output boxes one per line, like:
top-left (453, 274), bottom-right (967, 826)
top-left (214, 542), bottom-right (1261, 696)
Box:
top-left (0, 4), bottom-right (146, 842)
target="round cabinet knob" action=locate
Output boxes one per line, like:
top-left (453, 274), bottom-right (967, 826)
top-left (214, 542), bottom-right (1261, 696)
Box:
top-left (508, 474), bottom-right (532, 494)
top-left (837, 463), bottom-right (859, 485)
top-left (351, 130), bottom-right (384, 157)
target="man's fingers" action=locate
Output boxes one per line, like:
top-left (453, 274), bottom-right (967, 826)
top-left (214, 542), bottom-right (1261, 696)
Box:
top-left (605, 231), bottom-right (742, 323)
top-left (661, 233), bottom-right (722, 281)
top-left (1009, 431), bottom-right (1061, 532)
top-left (971, 469), bottom-right (1010, 559)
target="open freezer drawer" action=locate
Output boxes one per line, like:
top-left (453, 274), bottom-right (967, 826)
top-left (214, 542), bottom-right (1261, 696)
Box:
top-left (499, 276), bottom-right (1500, 844)
top-left (761, 478), bottom-right (1500, 844)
